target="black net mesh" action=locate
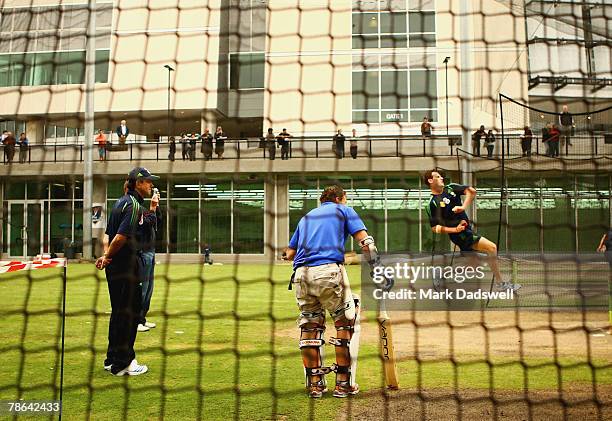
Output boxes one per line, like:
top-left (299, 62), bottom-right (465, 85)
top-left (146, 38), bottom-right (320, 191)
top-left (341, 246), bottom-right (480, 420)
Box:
top-left (0, 1), bottom-right (611, 420)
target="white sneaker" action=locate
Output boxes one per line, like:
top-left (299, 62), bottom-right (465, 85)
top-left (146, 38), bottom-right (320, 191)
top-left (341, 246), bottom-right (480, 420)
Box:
top-left (144, 321), bottom-right (156, 329)
top-left (137, 324), bottom-right (150, 332)
top-left (104, 363), bottom-right (112, 371)
top-left (112, 359), bottom-right (148, 376)
top-left (498, 281), bottom-right (522, 292)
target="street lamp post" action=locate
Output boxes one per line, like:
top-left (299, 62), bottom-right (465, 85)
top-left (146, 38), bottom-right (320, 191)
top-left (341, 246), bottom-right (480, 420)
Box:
top-left (443, 56), bottom-right (450, 137)
top-left (164, 65), bottom-right (174, 140)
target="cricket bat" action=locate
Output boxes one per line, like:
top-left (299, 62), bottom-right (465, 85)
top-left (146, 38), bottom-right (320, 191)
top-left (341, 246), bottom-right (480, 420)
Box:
top-left (377, 300), bottom-right (399, 389)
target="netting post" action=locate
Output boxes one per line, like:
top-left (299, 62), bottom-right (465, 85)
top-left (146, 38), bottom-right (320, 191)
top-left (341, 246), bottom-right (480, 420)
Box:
top-left (59, 264), bottom-right (67, 419)
top-left (459, 0), bottom-right (473, 190)
top-left (82, 0), bottom-right (96, 260)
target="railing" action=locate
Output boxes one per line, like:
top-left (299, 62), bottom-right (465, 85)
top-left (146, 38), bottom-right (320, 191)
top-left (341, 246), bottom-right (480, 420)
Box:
top-left (1, 134), bottom-right (610, 164)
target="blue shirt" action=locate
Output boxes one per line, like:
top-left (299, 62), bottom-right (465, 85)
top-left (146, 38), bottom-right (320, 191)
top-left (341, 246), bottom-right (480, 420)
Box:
top-left (289, 202), bottom-right (367, 269)
top-left (105, 190), bottom-right (145, 268)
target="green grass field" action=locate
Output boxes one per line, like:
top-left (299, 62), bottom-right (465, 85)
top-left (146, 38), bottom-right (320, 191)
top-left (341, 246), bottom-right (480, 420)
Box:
top-left (0, 263), bottom-right (610, 420)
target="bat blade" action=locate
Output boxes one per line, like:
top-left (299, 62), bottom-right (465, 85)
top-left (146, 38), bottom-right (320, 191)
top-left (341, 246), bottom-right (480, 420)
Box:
top-left (377, 309), bottom-right (399, 390)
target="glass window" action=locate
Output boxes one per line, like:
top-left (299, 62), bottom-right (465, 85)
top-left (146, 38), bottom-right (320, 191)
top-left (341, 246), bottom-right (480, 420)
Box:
top-left (409, 11), bottom-right (435, 33)
top-left (6, 182), bottom-right (26, 200)
top-left (381, 70), bottom-right (408, 109)
top-left (49, 201), bottom-right (73, 254)
top-left (74, 179), bottom-right (83, 199)
top-left (45, 125), bottom-right (56, 138)
top-left (27, 182), bottom-right (49, 200)
top-left (171, 180), bottom-right (200, 199)
top-left (352, 35), bottom-right (379, 49)
top-left (96, 5), bottom-right (113, 28)
top-left (32, 52), bottom-right (54, 85)
top-left (380, 12), bottom-right (406, 33)
top-left (234, 200), bottom-right (264, 254)
top-left (352, 13), bottom-right (379, 35)
top-left (410, 109), bottom-right (437, 122)
top-left (95, 50), bottom-right (110, 84)
top-left (62, 6), bottom-right (88, 29)
top-left (352, 71), bottom-right (379, 110)
top-left (202, 200), bottom-right (231, 253)
top-left (289, 176), bottom-right (319, 233)
top-left (55, 126), bottom-right (67, 138)
top-left (12, 10), bottom-right (32, 32)
top-left (0, 55), bottom-right (8, 86)
top-left (410, 70), bottom-right (437, 109)
top-left (37, 7), bottom-right (61, 30)
top-left (380, 34), bottom-right (407, 48)
top-left (352, 110), bottom-right (380, 123)
top-left (168, 200), bottom-right (199, 253)
top-left (51, 182), bottom-right (72, 199)
top-left (55, 51), bottom-right (85, 84)
top-left (229, 53), bottom-right (264, 89)
top-left (409, 33), bottom-right (436, 47)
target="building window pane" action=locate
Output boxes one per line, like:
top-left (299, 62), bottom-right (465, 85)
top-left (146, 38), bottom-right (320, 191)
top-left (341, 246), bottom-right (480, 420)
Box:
top-left (352, 35), bottom-right (379, 49)
top-left (410, 70), bottom-right (437, 109)
top-left (410, 109), bottom-right (437, 122)
top-left (33, 52), bottom-right (54, 85)
top-left (94, 49), bottom-right (109, 83)
top-left (380, 34), bottom-right (407, 48)
top-left (96, 5), bottom-right (113, 28)
top-left (202, 200), bottom-right (231, 253)
top-left (229, 53), bottom-right (264, 89)
top-left (56, 51), bottom-right (85, 84)
top-left (409, 33), bottom-right (436, 47)
top-left (234, 200), bottom-right (264, 254)
top-left (352, 71), bottom-right (380, 110)
top-left (381, 70), bottom-right (408, 109)
top-left (352, 13), bottom-right (378, 35)
top-left (12, 10), bottom-right (33, 32)
top-left (409, 11), bottom-right (435, 33)
top-left (169, 201), bottom-right (199, 253)
top-left (62, 6), bottom-right (88, 29)
top-left (37, 8), bottom-right (61, 30)
top-left (352, 110), bottom-right (380, 123)
top-left (45, 124), bottom-right (56, 138)
top-left (380, 12), bottom-right (406, 33)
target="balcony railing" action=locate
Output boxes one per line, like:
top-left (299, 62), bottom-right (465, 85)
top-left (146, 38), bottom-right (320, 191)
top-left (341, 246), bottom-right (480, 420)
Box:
top-left (1, 134), bottom-right (610, 164)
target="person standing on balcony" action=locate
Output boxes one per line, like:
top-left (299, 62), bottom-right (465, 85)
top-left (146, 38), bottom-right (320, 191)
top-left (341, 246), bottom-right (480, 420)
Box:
top-left (265, 128), bottom-right (277, 160)
top-left (485, 129), bottom-right (495, 159)
top-left (472, 125), bottom-right (485, 157)
top-left (3, 131), bottom-right (16, 164)
top-left (520, 126), bottom-right (533, 157)
top-left (215, 126), bottom-right (227, 159)
top-left (350, 129), bottom-right (358, 159)
top-left (18, 132), bottom-right (29, 164)
top-left (168, 136), bottom-right (176, 161)
top-left (421, 117), bottom-right (433, 139)
top-left (278, 128), bottom-right (292, 160)
top-left (333, 129), bottom-right (346, 159)
top-left (116, 120), bottom-right (129, 145)
top-left (201, 128), bottom-right (214, 160)
top-left (559, 105), bottom-right (574, 152)
top-left (189, 133), bottom-right (197, 161)
top-left (95, 129), bottom-right (107, 161)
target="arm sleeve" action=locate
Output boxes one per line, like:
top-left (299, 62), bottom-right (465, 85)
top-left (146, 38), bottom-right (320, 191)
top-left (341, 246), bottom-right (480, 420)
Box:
top-left (288, 226), bottom-right (300, 249)
top-left (449, 183), bottom-right (468, 196)
top-left (344, 206), bottom-right (367, 235)
top-left (116, 201), bottom-right (138, 237)
top-left (427, 201), bottom-right (441, 227)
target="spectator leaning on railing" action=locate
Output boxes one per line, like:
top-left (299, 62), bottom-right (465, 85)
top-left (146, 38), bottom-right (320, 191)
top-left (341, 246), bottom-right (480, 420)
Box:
top-left (96, 129), bottom-right (107, 161)
top-left (3, 131), bottom-right (16, 163)
top-left (116, 120), bottom-right (129, 145)
top-left (333, 129), bottom-right (345, 159)
top-left (18, 132), bottom-right (29, 164)
top-left (472, 125), bottom-right (485, 157)
top-left (485, 129), bottom-right (495, 159)
top-left (520, 126), bottom-right (533, 157)
top-left (266, 128), bottom-right (276, 160)
top-left (201, 129), bottom-right (213, 160)
top-left (350, 128), bottom-right (358, 159)
top-left (278, 128), bottom-right (291, 160)
top-left (559, 104), bottom-right (574, 150)
top-left (215, 126), bottom-right (227, 159)
top-left (189, 133), bottom-right (197, 161)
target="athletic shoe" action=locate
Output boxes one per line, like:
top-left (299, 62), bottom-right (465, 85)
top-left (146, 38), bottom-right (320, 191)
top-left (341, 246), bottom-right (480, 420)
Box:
top-left (137, 323), bottom-right (150, 332)
top-left (308, 380), bottom-right (328, 398)
top-left (144, 321), bottom-right (156, 329)
top-left (104, 363), bottom-right (112, 371)
top-left (112, 360), bottom-right (148, 376)
top-left (333, 381), bottom-right (359, 398)
top-left (498, 281), bottom-right (522, 292)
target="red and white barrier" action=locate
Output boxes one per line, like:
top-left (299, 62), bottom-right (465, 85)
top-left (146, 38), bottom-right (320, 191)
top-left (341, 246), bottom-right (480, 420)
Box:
top-left (0, 254), bottom-right (67, 274)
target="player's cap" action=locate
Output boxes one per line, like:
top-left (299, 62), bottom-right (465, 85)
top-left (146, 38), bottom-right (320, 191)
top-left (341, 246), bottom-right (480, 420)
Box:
top-left (128, 167), bottom-right (160, 181)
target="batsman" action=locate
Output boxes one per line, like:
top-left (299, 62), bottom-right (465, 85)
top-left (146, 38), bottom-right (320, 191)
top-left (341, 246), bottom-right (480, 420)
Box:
top-left (283, 185), bottom-right (384, 398)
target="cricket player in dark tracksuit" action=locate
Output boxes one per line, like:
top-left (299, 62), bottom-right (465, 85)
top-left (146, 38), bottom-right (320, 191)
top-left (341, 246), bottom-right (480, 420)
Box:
top-left (95, 167), bottom-right (160, 376)
top-left (423, 169), bottom-right (520, 292)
